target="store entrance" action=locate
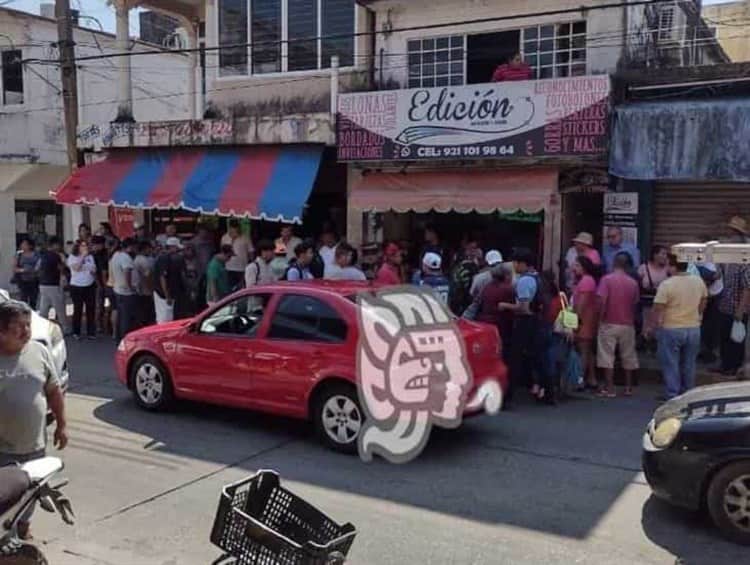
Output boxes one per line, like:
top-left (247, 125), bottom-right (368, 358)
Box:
top-left (384, 210), bottom-right (544, 271)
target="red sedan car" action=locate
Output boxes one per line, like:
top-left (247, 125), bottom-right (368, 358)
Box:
top-left (115, 281), bottom-right (507, 453)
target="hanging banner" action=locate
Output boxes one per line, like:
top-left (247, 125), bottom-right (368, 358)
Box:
top-left (109, 207), bottom-right (135, 239)
top-left (337, 75), bottom-right (610, 161)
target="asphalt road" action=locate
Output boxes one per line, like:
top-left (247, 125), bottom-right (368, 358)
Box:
top-left (30, 338), bottom-right (748, 565)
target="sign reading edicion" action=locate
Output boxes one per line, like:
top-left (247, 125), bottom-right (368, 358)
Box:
top-left (337, 76), bottom-right (610, 161)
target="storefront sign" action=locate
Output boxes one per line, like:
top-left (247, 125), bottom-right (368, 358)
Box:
top-left (603, 192), bottom-right (638, 245)
top-left (109, 207), bottom-right (135, 239)
top-left (337, 76), bottom-right (610, 161)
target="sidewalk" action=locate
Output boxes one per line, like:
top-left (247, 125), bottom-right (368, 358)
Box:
top-left (636, 350), bottom-right (744, 387)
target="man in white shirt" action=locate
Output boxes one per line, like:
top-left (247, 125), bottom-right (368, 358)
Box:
top-left (324, 243), bottom-right (367, 281)
top-left (220, 220), bottom-right (253, 291)
top-left (318, 229), bottom-right (339, 269)
top-left (275, 225), bottom-right (302, 263)
top-left (155, 223), bottom-right (179, 248)
top-left (111, 238), bottom-right (137, 341)
top-left (245, 240), bottom-right (277, 287)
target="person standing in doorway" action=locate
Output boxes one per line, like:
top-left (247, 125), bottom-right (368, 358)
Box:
top-left (596, 253), bottom-right (640, 397)
top-left (156, 223), bottom-right (179, 248)
top-left (14, 238), bottom-right (40, 308)
top-left (66, 241), bottom-right (97, 340)
top-left (38, 237), bottom-right (70, 334)
top-left (603, 226), bottom-right (640, 274)
top-left (111, 238), bottom-right (137, 341)
top-left (649, 254), bottom-right (707, 400)
top-left (276, 225), bottom-right (302, 263)
top-left (245, 240), bottom-right (277, 287)
top-left (0, 300), bottom-right (67, 541)
top-left (375, 242), bottom-right (403, 286)
top-left (206, 245), bottom-right (234, 307)
top-left (221, 220), bottom-right (253, 291)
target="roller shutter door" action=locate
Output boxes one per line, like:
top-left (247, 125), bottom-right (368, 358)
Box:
top-left (652, 183), bottom-right (750, 247)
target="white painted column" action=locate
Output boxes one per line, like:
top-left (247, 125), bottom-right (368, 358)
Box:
top-left (330, 55), bottom-right (340, 127)
top-left (115, 0), bottom-right (133, 120)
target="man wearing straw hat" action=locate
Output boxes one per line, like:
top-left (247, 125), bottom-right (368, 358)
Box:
top-left (717, 216), bottom-right (750, 374)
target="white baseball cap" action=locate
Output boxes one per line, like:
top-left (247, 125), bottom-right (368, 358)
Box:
top-left (422, 252), bottom-right (442, 270)
top-left (485, 250), bottom-right (503, 266)
top-left (165, 236), bottom-right (183, 249)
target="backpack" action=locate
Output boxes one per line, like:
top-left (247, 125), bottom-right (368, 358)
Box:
top-left (283, 261), bottom-right (305, 281)
top-left (520, 272), bottom-right (552, 318)
top-left (449, 260), bottom-right (479, 315)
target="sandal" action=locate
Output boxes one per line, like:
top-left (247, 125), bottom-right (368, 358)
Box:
top-left (596, 389), bottom-right (617, 398)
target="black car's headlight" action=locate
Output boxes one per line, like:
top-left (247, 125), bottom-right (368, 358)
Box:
top-left (651, 417), bottom-right (682, 448)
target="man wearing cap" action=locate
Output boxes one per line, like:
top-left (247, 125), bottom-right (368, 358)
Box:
top-left (111, 238), bottom-right (137, 340)
top-left (412, 252), bottom-right (451, 304)
top-left (470, 250), bottom-right (504, 301)
top-left (717, 216), bottom-right (750, 374)
top-left (602, 226), bottom-right (640, 274)
top-left (154, 237), bottom-right (186, 322)
top-left (375, 242), bottom-right (403, 286)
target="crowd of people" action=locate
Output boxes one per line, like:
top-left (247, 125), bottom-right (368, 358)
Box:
top-left (12, 214), bottom-right (747, 405)
top-left (9, 220), bottom-right (368, 341)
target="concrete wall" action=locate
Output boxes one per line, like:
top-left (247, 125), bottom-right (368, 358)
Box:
top-left (0, 8), bottom-right (192, 166)
top-left (703, 0), bottom-right (750, 62)
top-left (369, 0), bottom-right (629, 87)
top-left (203, 1), bottom-right (373, 114)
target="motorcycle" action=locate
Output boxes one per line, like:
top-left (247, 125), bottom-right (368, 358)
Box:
top-left (0, 457), bottom-right (74, 565)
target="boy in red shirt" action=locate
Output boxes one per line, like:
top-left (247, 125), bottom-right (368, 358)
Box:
top-left (492, 52), bottom-right (533, 82)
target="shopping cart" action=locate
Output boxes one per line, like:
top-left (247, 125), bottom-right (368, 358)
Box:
top-left (210, 470), bottom-right (357, 565)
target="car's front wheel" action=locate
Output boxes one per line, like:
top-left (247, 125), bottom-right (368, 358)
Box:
top-left (313, 383), bottom-right (363, 454)
top-left (707, 460), bottom-right (750, 545)
top-left (130, 355), bottom-right (174, 411)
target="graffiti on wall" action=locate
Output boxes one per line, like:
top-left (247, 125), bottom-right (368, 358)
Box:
top-left (77, 120), bottom-right (234, 149)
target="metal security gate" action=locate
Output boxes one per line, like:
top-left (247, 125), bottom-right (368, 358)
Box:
top-left (652, 183), bottom-right (750, 247)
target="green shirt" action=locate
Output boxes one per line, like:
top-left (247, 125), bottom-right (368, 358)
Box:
top-left (0, 340), bottom-right (59, 455)
top-left (206, 257), bottom-right (230, 302)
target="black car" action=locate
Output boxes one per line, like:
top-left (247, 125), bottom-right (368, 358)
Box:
top-left (642, 382), bottom-right (750, 544)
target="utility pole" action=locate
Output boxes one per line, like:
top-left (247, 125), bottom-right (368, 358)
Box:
top-left (55, 0), bottom-right (78, 172)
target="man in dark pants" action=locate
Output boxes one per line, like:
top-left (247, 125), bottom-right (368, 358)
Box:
top-left (499, 249), bottom-right (548, 407)
top-left (718, 217), bottom-right (750, 373)
top-left (111, 238), bottom-right (138, 341)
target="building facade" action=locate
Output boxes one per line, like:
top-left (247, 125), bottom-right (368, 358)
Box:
top-left (0, 6), bottom-right (191, 287)
top-left (703, 0), bottom-right (750, 62)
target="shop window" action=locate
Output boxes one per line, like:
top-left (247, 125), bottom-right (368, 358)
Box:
top-left (466, 30), bottom-right (520, 85)
top-left (521, 21), bottom-right (587, 79)
top-left (217, 0), bottom-right (356, 77)
top-left (407, 35), bottom-right (465, 88)
top-left (657, 5), bottom-right (677, 42)
top-left (1, 49), bottom-right (24, 105)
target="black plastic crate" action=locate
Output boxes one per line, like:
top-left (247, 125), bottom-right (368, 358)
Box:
top-left (211, 470), bottom-right (357, 565)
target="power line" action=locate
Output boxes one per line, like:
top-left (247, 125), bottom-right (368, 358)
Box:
top-left (22, 0), bottom-right (680, 66)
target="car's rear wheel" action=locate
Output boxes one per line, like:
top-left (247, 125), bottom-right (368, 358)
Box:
top-left (130, 355), bottom-right (174, 411)
top-left (313, 383), bottom-right (363, 454)
top-left (707, 460), bottom-right (750, 545)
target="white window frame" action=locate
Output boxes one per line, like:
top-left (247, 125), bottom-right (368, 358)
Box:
top-left (215, 0), bottom-right (359, 80)
top-left (0, 48), bottom-right (25, 107)
top-left (406, 33), bottom-right (466, 89)
top-left (657, 4), bottom-right (682, 43)
top-left (521, 21), bottom-right (587, 80)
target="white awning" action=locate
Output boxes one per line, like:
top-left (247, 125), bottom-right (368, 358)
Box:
top-left (2, 165), bottom-right (70, 199)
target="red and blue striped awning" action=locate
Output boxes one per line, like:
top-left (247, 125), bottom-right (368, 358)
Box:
top-left (55, 145), bottom-right (324, 224)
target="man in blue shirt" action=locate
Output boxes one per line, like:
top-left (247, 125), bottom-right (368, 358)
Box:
top-left (603, 226), bottom-right (640, 274)
top-left (412, 252), bottom-right (451, 305)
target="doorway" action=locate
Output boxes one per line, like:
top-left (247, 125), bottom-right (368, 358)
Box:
top-left (467, 30), bottom-right (520, 84)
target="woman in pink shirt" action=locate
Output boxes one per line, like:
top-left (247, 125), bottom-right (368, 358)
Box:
top-left (573, 256), bottom-right (600, 390)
